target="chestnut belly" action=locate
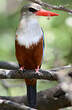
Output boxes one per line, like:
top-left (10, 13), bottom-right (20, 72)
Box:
top-left (15, 38), bottom-right (43, 69)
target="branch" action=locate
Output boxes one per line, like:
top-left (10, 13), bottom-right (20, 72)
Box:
top-left (0, 85), bottom-right (71, 110)
top-left (28, 0), bottom-right (72, 14)
top-left (0, 61), bottom-right (72, 80)
top-left (0, 69), bottom-right (57, 80)
top-left (0, 99), bottom-right (36, 110)
top-left (0, 61), bottom-right (19, 70)
top-left (0, 61), bottom-right (72, 109)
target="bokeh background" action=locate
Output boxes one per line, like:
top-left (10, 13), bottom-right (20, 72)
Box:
top-left (0, 0), bottom-right (72, 109)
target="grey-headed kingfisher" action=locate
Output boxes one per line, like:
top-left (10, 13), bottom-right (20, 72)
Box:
top-left (15, 3), bottom-right (59, 108)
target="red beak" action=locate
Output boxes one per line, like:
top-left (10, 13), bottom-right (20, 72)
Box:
top-left (35, 9), bottom-right (59, 16)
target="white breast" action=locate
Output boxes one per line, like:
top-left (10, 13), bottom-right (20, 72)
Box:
top-left (16, 16), bottom-right (42, 48)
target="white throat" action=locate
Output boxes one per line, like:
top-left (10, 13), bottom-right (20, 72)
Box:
top-left (16, 15), bottom-right (42, 48)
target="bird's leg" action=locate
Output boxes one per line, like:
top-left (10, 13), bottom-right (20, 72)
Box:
top-left (19, 66), bottom-right (24, 71)
top-left (35, 66), bottom-right (39, 73)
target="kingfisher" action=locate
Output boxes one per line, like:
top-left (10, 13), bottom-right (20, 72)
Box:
top-left (15, 3), bottom-right (59, 108)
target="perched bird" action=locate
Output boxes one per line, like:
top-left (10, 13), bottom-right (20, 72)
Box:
top-left (15, 3), bottom-right (59, 108)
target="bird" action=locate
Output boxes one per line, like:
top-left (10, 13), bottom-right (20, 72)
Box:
top-left (15, 3), bottom-right (59, 108)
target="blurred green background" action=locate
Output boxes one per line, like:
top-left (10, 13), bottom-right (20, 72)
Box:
top-left (0, 0), bottom-right (72, 105)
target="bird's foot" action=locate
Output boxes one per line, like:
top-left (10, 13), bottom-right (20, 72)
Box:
top-left (35, 66), bottom-right (42, 75)
top-left (19, 66), bottom-right (24, 71)
top-left (35, 66), bottom-right (39, 73)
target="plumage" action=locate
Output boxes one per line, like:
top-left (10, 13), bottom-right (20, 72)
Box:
top-left (15, 37), bottom-right (43, 69)
top-left (16, 16), bottom-right (43, 48)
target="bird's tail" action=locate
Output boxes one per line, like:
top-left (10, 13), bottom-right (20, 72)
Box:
top-left (25, 79), bottom-right (37, 108)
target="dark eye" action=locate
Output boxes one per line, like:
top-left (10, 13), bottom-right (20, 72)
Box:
top-left (29, 8), bottom-right (37, 12)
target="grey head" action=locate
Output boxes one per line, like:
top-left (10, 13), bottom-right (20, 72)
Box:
top-left (21, 3), bottom-right (42, 16)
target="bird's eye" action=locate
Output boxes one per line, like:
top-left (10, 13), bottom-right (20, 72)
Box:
top-left (29, 8), bottom-right (37, 12)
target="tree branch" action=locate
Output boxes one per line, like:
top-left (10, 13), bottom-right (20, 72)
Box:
top-left (0, 99), bottom-right (37, 110)
top-left (0, 85), bottom-right (71, 110)
top-left (28, 0), bottom-right (72, 14)
top-left (0, 61), bottom-right (19, 70)
top-left (0, 61), bottom-right (72, 109)
top-left (0, 69), bottom-right (57, 80)
top-left (0, 61), bottom-right (72, 80)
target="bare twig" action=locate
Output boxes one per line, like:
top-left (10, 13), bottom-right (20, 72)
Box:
top-left (28, 0), bottom-right (72, 14)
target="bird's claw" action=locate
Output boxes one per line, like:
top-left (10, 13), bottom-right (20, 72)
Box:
top-left (19, 66), bottom-right (24, 71)
top-left (35, 66), bottom-right (42, 75)
top-left (35, 66), bottom-right (39, 73)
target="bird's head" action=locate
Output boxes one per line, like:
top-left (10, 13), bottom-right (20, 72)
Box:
top-left (21, 3), bottom-right (59, 17)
